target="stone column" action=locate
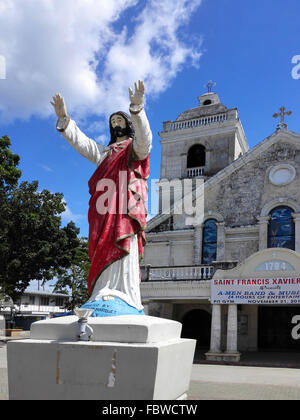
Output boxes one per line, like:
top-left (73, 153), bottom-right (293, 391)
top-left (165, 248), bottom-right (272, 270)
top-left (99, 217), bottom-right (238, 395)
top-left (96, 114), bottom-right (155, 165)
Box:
top-left (194, 225), bottom-right (203, 265)
top-left (216, 222), bottom-right (225, 261)
top-left (205, 148), bottom-right (212, 174)
top-left (292, 213), bottom-right (300, 253)
top-left (205, 304), bottom-right (223, 361)
top-left (169, 241), bottom-right (174, 266)
top-left (209, 304), bottom-right (222, 353)
top-left (181, 153), bottom-right (187, 178)
top-left (193, 225), bottom-right (203, 264)
top-left (257, 216), bottom-right (270, 250)
top-left (226, 304), bottom-right (240, 360)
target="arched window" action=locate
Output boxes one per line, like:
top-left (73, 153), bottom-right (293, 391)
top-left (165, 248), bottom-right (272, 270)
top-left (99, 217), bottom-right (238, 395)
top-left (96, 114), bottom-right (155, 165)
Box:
top-left (267, 206), bottom-right (295, 250)
top-left (202, 219), bottom-right (217, 264)
top-left (187, 144), bottom-right (206, 169)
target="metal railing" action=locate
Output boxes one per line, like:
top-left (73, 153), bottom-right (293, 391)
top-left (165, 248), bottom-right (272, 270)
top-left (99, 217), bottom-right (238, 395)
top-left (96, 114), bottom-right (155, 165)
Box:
top-left (164, 113), bottom-right (228, 132)
top-left (187, 166), bottom-right (205, 178)
top-left (141, 261), bottom-right (238, 283)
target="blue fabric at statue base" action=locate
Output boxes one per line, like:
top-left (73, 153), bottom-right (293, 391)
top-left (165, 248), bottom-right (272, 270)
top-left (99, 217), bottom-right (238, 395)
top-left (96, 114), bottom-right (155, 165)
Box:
top-left (80, 297), bottom-right (145, 317)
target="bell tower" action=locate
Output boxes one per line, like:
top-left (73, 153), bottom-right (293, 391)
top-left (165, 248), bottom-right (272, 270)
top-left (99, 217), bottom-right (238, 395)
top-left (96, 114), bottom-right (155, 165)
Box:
top-left (159, 86), bottom-right (249, 182)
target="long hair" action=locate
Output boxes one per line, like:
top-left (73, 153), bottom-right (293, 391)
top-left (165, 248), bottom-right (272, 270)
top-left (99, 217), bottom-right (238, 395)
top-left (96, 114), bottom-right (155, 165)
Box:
top-left (109, 111), bottom-right (135, 146)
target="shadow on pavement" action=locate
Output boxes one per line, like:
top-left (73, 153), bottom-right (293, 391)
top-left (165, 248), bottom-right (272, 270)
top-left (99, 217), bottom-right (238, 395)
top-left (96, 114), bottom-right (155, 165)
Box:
top-left (193, 347), bottom-right (300, 369)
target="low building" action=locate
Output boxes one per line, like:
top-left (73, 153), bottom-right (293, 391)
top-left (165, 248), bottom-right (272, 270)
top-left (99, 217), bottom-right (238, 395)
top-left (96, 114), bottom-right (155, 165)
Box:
top-left (0, 289), bottom-right (70, 330)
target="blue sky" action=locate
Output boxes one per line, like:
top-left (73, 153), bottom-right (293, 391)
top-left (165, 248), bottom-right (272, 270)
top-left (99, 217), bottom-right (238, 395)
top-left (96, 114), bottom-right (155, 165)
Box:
top-left (0, 0), bottom-right (300, 246)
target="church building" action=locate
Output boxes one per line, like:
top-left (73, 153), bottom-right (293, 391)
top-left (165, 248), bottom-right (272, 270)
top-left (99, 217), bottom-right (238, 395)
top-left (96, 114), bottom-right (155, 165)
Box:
top-left (141, 85), bottom-right (300, 361)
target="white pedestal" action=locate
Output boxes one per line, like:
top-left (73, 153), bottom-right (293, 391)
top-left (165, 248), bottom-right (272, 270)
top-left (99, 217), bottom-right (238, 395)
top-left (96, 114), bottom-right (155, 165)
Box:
top-left (7, 315), bottom-right (196, 400)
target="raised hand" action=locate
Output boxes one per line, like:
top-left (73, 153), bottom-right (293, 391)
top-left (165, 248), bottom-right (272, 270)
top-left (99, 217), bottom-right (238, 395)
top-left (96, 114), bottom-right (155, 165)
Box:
top-left (129, 80), bottom-right (145, 106)
top-left (50, 93), bottom-right (68, 119)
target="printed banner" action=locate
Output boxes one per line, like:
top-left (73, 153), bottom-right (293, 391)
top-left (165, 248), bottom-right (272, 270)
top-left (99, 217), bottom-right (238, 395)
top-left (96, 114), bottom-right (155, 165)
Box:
top-left (211, 278), bottom-right (300, 305)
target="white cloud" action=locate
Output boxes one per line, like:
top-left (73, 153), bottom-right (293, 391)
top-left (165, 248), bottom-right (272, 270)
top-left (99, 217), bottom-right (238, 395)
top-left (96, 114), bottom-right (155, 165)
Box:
top-left (61, 203), bottom-right (85, 224)
top-left (94, 134), bottom-right (109, 145)
top-left (38, 163), bottom-right (53, 172)
top-left (100, 0), bottom-right (203, 113)
top-left (0, 0), bottom-right (203, 124)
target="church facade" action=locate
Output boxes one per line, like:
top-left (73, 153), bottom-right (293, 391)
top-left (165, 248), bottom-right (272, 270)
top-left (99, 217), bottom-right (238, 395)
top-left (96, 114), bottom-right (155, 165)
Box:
top-left (140, 89), bottom-right (300, 360)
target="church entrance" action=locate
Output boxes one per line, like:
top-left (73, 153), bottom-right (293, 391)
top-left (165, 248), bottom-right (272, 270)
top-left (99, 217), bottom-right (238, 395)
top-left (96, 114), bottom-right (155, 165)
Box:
top-left (258, 306), bottom-right (300, 351)
top-left (181, 309), bottom-right (211, 349)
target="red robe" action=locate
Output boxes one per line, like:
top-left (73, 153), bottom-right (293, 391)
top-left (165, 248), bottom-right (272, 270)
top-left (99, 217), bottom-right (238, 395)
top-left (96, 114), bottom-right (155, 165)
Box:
top-left (87, 138), bottom-right (150, 295)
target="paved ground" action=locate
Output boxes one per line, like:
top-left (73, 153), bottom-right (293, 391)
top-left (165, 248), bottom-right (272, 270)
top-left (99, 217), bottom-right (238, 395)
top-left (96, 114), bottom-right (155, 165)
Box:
top-left (188, 364), bottom-right (300, 400)
top-left (1, 339), bottom-right (300, 400)
top-left (0, 343), bottom-right (8, 400)
top-left (194, 347), bottom-right (300, 367)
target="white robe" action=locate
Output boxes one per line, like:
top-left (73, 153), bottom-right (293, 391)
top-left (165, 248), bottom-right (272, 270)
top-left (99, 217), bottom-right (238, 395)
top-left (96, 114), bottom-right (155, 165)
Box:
top-left (58, 108), bottom-right (152, 310)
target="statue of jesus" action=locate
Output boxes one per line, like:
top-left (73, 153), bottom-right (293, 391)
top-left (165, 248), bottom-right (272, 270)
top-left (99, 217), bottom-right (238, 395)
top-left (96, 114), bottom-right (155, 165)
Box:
top-left (51, 81), bottom-right (152, 317)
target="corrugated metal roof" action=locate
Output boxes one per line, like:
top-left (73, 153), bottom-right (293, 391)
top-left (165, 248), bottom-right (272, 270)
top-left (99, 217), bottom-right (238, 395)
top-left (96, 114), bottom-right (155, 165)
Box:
top-left (23, 290), bottom-right (70, 298)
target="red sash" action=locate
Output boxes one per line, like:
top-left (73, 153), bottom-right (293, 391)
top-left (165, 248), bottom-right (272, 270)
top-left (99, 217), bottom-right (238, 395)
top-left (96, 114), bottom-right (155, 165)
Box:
top-left (87, 138), bottom-right (149, 295)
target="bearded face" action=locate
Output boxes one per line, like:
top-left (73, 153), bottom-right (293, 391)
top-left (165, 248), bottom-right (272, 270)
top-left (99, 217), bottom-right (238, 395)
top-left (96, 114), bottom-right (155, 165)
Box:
top-left (109, 112), bottom-right (135, 145)
top-left (110, 114), bottom-right (128, 143)
top-left (112, 125), bottom-right (128, 138)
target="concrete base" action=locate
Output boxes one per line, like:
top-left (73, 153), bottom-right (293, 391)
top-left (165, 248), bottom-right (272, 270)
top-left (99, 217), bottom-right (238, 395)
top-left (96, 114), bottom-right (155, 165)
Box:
top-left (30, 314), bottom-right (182, 343)
top-left (205, 351), bottom-right (225, 362)
top-left (7, 315), bottom-right (196, 400)
top-left (5, 329), bottom-right (23, 337)
top-left (205, 351), bottom-right (241, 363)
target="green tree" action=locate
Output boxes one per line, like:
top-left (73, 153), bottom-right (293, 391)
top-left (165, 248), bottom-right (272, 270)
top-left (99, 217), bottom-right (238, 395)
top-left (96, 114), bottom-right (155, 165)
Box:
top-left (0, 135), bottom-right (80, 302)
top-left (53, 237), bottom-right (90, 312)
top-left (0, 135), bottom-right (21, 192)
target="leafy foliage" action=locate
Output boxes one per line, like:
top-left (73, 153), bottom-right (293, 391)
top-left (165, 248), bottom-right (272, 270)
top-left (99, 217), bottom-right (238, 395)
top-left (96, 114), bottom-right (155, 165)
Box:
top-left (54, 237), bottom-right (90, 311)
top-left (0, 135), bottom-right (81, 302)
top-left (0, 135), bottom-right (21, 192)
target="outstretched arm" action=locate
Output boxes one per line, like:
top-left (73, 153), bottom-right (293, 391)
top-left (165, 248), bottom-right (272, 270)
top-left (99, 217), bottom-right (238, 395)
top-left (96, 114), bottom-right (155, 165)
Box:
top-left (50, 93), bottom-right (70, 131)
top-left (50, 94), bottom-right (107, 166)
top-left (129, 81), bottom-right (152, 160)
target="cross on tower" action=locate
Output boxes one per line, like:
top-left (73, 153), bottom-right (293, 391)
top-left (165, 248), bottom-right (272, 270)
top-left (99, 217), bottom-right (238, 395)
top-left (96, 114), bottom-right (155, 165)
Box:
top-left (273, 106), bottom-right (292, 129)
top-left (204, 80), bottom-right (216, 93)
